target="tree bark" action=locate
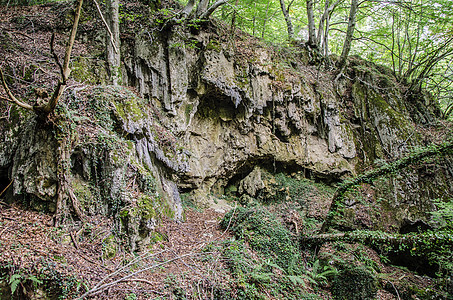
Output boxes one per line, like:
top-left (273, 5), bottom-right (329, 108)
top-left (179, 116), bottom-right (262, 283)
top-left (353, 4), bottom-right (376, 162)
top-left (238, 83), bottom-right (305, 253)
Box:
top-left (306, 0), bottom-right (317, 47)
top-left (199, 0), bottom-right (228, 20)
top-left (279, 0), bottom-right (294, 40)
top-left (337, 0), bottom-right (358, 71)
top-left (317, 0), bottom-right (341, 54)
top-left (182, 0), bottom-right (196, 17)
top-left (196, 0), bottom-right (210, 17)
top-left (106, 0), bottom-right (121, 86)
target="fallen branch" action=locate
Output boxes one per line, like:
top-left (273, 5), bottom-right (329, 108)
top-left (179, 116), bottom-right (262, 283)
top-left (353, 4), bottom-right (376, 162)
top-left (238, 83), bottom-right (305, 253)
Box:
top-left (120, 279), bottom-right (165, 295)
top-left (82, 249), bottom-right (168, 297)
top-left (0, 179), bottom-right (13, 198)
top-left (77, 252), bottom-right (195, 299)
top-left (1, 28), bottom-right (34, 40)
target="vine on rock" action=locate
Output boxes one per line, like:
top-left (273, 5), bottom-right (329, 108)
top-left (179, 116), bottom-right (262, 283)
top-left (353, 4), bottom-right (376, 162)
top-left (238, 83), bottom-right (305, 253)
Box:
top-left (321, 140), bottom-right (453, 232)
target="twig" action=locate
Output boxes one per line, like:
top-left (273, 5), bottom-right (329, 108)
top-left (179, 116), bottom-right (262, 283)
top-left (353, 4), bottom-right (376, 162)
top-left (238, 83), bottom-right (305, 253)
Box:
top-left (93, 0), bottom-right (118, 54)
top-left (77, 252), bottom-right (196, 299)
top-left (0, 69), bottom-right (33, 110)
top-left (50, 32), bottom-right (64, 81)
top-left (70, 231), bottom-right (79, 249)
top-left (120, 279), bottom-right (165, 295)
top-left (88, 249), bottom-right (168, 294)
top-left (0, 226), bottom-right (10, 236)
top-left (0, 200), bottom-right (12, 207)
top-left (216, 202), bottom-right (237, 240)
top-left (1, 28), bottom-right (34, 40)
top-left (0, 179), bottom-right (13, 198)
top-left (387, 280), bottom-right (401, 300)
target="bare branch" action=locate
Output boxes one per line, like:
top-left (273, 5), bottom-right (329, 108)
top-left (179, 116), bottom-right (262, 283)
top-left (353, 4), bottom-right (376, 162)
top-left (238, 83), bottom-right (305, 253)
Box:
top-left (93, 0), bottom-right (119, 54)
top-left (77, 252), bottom-right (196, 299)
top-left (43, 0), bottom-right (83, 114)
top-left (0, 68), bottom-right (33, 110)
top-left (51, 32), bottom-right (64, 80)
top-left (199, 0), bottom-right (229, 20)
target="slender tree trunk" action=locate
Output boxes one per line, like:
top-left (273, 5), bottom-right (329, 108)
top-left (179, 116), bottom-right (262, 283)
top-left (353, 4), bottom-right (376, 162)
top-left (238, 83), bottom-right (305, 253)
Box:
top-left (182, 0), bottom-right (196, 16)
top-left (317, 0), bottom-right (341, 54)
top-left (306, 0), bottom-right (317, 47)
top-left (106, 0), bottom-right (121, 86)
top-left (323, 10), bottom-right (330, 57)
top-left (279, 0), bottom-right (294, 40)
top-left (337, 0), bottom-right (358, 71)
top-left (317, 0), bottom-right (329, 48)
top-left (196, 0), bottom-right (210, 17)
top-left (261, 0), bottom-right (271, 39)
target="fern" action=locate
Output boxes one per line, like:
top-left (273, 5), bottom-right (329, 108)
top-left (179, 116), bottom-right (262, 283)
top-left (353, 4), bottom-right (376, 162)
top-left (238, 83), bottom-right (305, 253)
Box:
top-left (8, 273), bottom-right (22, 294)
top-left (27, 275), bottom-right (42, 288)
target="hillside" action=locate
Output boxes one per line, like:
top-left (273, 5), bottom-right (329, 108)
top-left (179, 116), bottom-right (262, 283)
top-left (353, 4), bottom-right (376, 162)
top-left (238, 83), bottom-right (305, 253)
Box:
top-left (0, 1), bottom-right (452, 299)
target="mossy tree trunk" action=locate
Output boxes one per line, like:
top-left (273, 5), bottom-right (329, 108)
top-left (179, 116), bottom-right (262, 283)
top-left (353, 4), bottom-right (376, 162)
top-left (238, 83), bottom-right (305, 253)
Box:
top-left (322, 141), bottom-right (453, 232)
top-left (106, 0), bottom-right (121, 86)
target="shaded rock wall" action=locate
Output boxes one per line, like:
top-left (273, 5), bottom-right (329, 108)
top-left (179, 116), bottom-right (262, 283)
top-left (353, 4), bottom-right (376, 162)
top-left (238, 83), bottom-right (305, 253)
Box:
top-left (121, 23), bottom-right (452, 229)
top-left (0, 15), bottom-right (451, 236)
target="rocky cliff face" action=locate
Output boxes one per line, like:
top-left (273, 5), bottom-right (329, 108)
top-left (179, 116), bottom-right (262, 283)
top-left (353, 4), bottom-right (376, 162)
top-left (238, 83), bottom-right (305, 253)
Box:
top-left (120, 22), bottom-right (452, 229)
top-left (0, 9), bottom-right (451, 247)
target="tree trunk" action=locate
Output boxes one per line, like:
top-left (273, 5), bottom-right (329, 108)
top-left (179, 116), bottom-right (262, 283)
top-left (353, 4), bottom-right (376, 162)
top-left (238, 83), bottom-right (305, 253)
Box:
top-left (337, 0), bottom-right (358, 71)
top-left (196, 0), bottom-right (210, 17)
top-left (199, 0), bottom-right (228, 19)
top-left (106, 0), bottom-right (121, 86)
top-left (306, 0), bottom-right (317, 47)
top-left (279, 0), bottom-right (294, 40)
top-left (317, 0), bottom-right (341, 55)
top-left (182, 0), bottom-right (196, 17)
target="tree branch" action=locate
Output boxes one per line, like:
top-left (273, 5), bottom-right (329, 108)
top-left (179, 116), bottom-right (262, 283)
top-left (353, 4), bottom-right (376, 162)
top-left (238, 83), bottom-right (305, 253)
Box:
top-left (43, 0), bottom-right (83, 114)
top-left (0, 68), bottom-right (33, 110)
top-left (199, 0), bottom-right (228, 19)
top-left (93, 0), bottom-right (119, 54)
top-left (51, 32), bottom-right (64, 80)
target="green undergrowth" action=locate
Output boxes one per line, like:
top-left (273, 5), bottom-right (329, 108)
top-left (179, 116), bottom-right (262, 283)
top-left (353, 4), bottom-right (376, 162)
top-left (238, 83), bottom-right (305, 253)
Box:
top-left (217, 207), bottom-right (335, 299)
top-left (264, 172), bottom-right (335, 205)
top-left (221, 207), bottom-right (302, 272)
top-left (0, 261), bottom-right (86, 300)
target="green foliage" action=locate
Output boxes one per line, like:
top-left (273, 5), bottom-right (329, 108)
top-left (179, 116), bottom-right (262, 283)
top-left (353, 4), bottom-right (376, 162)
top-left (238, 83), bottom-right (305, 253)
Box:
top-left (125, 292), bottom-right (138, 300)
top-left (325, 140), bottom-right (453, 231)
top-left (430, 198), bottom-right (453, 230)
top-left (271, 172), bottom-right (335, 205)
top-left (305, 259), bottom-right (338, 286)
top-left (218, 209), bottom-right (324, 299)
top-left (331, 265), bottom-right (378, 300)
top-left (221, 207), bottom-right (302, 273)
top-left (119, 3), bottom-right (143, 24)
top-left (8, 273), bottom-right (22, 295)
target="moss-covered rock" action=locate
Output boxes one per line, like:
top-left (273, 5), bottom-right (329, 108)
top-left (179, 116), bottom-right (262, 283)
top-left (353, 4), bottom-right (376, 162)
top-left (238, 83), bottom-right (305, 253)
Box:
top-left (331, 265), bottom-right (378, 300)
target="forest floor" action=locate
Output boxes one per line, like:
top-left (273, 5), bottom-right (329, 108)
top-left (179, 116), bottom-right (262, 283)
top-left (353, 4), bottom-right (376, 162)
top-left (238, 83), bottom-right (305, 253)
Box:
top-left (1, 200), bottom-right (441, 300)
top-left (0, 202), bottom-right (238, 299)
